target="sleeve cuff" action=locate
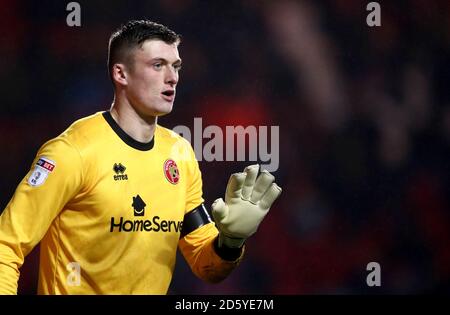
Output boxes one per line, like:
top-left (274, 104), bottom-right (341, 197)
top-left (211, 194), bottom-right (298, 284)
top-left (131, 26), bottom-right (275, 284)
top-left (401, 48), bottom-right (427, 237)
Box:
top-left (213, 236), bottom-right (244, 261)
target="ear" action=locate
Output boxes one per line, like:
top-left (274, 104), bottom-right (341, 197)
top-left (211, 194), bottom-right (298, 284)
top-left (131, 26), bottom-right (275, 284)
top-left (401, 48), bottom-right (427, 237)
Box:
top-left (112, 64), bottom-right (128, 87)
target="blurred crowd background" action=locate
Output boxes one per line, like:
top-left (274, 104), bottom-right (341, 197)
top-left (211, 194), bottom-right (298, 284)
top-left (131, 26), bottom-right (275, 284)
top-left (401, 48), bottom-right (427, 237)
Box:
top-left (1, 0), bottom-right (449, 294)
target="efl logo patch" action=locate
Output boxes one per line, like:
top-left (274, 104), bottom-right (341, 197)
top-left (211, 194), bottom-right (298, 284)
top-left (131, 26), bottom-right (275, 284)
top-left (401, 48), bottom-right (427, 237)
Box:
top-left (28, 157), bottom-right (56, 187)
top-left (163, 159), bottom-right (180, 185)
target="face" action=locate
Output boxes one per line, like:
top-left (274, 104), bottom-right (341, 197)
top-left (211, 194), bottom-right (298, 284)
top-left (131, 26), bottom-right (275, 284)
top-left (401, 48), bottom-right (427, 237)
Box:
top-left (120, 40), bottom-right (181, 117)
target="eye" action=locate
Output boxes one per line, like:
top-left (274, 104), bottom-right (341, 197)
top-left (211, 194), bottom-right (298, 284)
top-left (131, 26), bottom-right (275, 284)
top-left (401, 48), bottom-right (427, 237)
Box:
top-left (153, 63), bottom-right (162, 70)
top-left (174, 64), bottom-right (182, 72)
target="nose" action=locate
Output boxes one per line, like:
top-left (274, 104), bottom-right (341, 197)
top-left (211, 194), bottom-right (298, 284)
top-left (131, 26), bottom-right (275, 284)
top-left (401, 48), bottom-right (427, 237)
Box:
top-left (165, 67), bottom-right (178, 86)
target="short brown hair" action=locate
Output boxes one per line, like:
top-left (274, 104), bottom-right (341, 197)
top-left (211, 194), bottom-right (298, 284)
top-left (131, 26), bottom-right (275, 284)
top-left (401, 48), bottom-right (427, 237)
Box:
top-left (107, 20), bottom-right (181, 82)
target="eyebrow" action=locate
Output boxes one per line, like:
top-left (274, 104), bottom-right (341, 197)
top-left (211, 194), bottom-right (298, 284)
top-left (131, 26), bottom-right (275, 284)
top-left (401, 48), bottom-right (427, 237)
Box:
top-left (149, 57), bottom-right (182, 65)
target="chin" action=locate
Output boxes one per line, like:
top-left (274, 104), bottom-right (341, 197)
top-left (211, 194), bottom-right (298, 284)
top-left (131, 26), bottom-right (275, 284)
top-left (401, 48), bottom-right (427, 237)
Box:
top-left (154, 103), bottom-right (174, 117)
top-left (155, 110), bottom-right (172, 117)
top-left (139, 100), bottom-right (173, 117)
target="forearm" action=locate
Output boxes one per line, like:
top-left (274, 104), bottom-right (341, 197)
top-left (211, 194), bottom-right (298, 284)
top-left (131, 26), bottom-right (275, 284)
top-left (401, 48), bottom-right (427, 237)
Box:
top-left (179, 223), bottom-right (244, 283)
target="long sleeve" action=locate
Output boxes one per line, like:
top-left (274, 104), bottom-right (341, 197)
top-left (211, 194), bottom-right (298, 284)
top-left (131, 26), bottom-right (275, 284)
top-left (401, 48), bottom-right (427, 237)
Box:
top-left (178, 143), bottom-right (244, 283)
top-left (0, 137), bottom-right (83, 294)
top-left (179, 223), bottom-right (244, 283)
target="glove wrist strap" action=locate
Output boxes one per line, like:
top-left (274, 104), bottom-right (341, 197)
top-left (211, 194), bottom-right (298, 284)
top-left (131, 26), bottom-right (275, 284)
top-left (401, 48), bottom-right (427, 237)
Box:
top-left (213, 237), bottom-right (243, 261)
top-left (218, 232), bottom-right (246, 248)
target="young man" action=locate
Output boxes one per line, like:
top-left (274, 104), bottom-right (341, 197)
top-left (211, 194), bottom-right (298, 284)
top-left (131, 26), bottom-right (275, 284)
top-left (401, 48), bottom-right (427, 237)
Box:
top-left (0, 20), bottom-right (281, 294)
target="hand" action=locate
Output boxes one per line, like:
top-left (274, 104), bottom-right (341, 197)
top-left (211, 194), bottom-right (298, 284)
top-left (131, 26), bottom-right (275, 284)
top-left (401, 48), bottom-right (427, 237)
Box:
top-left (211, 164), bottom-right (282, 248)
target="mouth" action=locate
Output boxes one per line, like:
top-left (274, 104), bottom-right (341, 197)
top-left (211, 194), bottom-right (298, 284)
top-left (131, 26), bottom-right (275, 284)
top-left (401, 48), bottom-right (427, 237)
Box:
top-left (161, 90), bottom-right (175, 102)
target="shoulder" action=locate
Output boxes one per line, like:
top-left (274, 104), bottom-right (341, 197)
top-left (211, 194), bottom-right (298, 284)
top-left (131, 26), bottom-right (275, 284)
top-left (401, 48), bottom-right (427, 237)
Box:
top-left (63, 112), bottom-right (105, 139)
top-left (55, 112), bottom-right (106, 149)
top-left (156, 124), bottom-right (197, 164)
top-left (156, 124), bottom-right (193, 149)
top-left (38, 112), bottom-right (105, 157)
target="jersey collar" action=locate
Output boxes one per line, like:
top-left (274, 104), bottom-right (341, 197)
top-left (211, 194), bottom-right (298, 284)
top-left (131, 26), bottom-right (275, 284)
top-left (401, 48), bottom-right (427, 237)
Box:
top-left (102, 111), bottom-right (155, 151)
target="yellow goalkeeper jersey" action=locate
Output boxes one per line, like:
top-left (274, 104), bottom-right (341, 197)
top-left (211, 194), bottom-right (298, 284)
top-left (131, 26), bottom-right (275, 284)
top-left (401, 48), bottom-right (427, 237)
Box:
top-left (0, 111), bottom-right (242, 294)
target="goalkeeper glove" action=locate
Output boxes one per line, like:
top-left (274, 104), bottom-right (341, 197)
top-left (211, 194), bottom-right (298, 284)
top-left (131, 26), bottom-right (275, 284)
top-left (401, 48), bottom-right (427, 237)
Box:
top-left (212, 164), bottom-right (282, 248)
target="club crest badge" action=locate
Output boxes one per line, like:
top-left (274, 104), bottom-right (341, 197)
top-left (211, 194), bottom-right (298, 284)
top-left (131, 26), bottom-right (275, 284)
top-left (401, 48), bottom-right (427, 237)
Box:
top-left (28, 157), bottom-right (56, 187)
top-left (163, 159), bottom-right (179, 185)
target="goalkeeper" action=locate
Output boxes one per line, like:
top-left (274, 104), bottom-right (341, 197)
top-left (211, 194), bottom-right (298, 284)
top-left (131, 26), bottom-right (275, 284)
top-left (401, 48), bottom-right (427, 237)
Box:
top-left (0, 20), bottom-right (281, 294)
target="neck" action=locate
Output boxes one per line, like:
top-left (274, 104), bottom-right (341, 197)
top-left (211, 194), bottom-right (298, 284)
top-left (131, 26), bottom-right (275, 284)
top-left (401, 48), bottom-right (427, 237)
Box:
top-left (109, 96), bottom-right (157, 144)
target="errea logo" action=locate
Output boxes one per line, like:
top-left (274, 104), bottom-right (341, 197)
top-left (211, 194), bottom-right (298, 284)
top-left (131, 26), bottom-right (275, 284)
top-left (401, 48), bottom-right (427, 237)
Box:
top-left (113, 163), bottom-right (128, 181)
